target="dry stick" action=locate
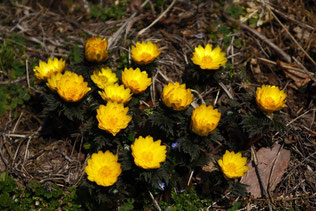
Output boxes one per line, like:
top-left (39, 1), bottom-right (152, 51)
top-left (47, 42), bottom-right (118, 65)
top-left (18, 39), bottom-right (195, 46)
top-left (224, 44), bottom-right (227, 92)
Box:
top-left (269, 7), bottom-right (314, 31)
top-left (241, 23), bottom-right (291, 63)
top-left (108, 0), bottom-right (151, 49)
top-left (264, 3), bottom-right (316, 66)
top-left (218, 82), bottom-right (233, 100)
top-left (25, 59), bottom-right (30, 88)
top-left (206, 192), bottom-right (231, 210)
top-left (251, 146), bottom-right (273, 211)
top-left (22, 126), bottom-right (41, 165)
top-left (78, 136), bottom-right (84, 161)
top-left (213, 89), bottom-right (220, 106)
top-left (191, 89), bottom-right (205, 104)
top-left (223, 9), bottom-right (291, 63)
top-left (23, 136), bottom-right (32, 165)
top-left (186, 170), bottom-right (194, 187)
top-left (0, 76), bottom-right (26, 85)
top-left (148, 191), bottom-right (162, 211)
top-left (0, 142), bottom-right (8, 168)
top-left (151, 69), bottom-right (159, 106)
top-left (13, 140), bottom-right (25, 163)
top-left (257, 57), bottom-right (315, 81)
top-left (12, 111), bottom-right (24, 133)
top-left (137, 0), bottom-right (177, 36)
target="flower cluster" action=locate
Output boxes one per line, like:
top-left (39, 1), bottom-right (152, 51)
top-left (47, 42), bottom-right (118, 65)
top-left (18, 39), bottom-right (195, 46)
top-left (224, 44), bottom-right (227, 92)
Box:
top-left (34, 37), bottom-right (289, 188)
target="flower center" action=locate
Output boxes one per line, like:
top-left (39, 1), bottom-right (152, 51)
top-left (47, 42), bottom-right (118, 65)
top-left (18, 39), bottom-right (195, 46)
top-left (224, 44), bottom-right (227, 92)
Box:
top-left (100, 76), bottom-right (109, 84)
top-left (141, 151), bottom-right (153, 163)
top-left (108, 117), bottom-right (118, 127)
top-left (226, 163), bottom-right (237, 174)
top-left (201, 56), bottom-right (213, 65)
top-left (264, 97), bottom-right (275, 107)
top-left (98, 165), bottom-right (111, 178)
top-left (140, 53), bottom-right (152, 61)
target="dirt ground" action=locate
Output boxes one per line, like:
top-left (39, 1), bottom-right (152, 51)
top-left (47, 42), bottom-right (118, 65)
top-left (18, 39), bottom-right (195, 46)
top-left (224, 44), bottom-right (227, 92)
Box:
top-left (0, 0), bottom-right (315, 209)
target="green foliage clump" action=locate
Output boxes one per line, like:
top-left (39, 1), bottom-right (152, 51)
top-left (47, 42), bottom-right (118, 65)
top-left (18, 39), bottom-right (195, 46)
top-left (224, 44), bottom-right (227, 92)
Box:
top-left (159, 188), bottom-right (213, 210)
top-left (0, 172), bottom-right (81, 210)
top-left (88, 0), bottom-right (130, 21)
top-left (0, 35), bottom-right (31, 116)
top-left (226, 5), bottom-right (244, 19)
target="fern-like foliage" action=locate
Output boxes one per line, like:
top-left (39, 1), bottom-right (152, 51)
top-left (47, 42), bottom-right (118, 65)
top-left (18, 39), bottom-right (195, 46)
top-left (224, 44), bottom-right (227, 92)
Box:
top-left (145, 107), bottom-right (179, 137)
top-left (178, 137), bottom-right (201, 161)
top-left (240, 114), bottom-right (286, 138)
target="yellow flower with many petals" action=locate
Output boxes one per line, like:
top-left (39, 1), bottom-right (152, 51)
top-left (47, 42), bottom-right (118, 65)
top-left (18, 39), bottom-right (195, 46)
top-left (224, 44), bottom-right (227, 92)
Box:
top-left (55, 71), bottom-right (91, 102)
top-left (98, 83), bottom-right (132, 104)
top-left (162, 82), bottom-right (193, 111)
top-left (85, 37), bottom-right (109, 62)
top-left (91, 67), bottom-right (118, 90)
top-left (218, 151), bottom-right (249, 179)
top-left (96, 102), bottom-right (132, 136)
top-left (131, 136), bottom-right (167, 169)
top-left (131, 41), bottom-right (161, 65)
top-left (33, 57), bottom-right (65, 80)
top-left (85, 150), bottom-right (122, 187)
top-left (256, 85), bottom-right (287, 115)
top-left (122, 67), bottom-right (152, 94)
top-left (191, 44), bottom-right (227, 70)
top-left (191, 104), bottom-right (221, 136)
top-left (46, 72), bottom-right (63, 91)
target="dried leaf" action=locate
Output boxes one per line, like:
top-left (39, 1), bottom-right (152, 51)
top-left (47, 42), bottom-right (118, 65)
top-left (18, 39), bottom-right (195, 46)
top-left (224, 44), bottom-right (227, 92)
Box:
top-left (278, 60), bottom-right (311, 89)
top-left (240, 143), bottom-right (290, 198)
top-left (202, 161), bottom-right (217, 173)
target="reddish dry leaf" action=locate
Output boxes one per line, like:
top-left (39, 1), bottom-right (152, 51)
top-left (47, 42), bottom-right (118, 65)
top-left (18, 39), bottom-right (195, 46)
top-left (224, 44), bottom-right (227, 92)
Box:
top-left (202, 161), bottom-right (217, 173)
top-left (278, 60), bottom-right (311, 89)
top-left (240, 143), bottom-right (291, 198)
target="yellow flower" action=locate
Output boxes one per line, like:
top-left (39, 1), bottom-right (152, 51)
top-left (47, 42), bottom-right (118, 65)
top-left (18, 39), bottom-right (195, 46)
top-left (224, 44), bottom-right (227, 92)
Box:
top-left (191, 104), bottom-right (221, 136)
top-left (256, 85), bottom-right (287, 115)
top-left (191, 44), bottom-right (227, 70)
top-left (85, 37), bottom-right (109, 62)
top-left (131, 136), bottom-right (167, 169)
top-left (162, 82), bottom-right (193, 111)
top-left (131, 41), bottom-right (161, 65)
top-left (33, 57), bottom-right (65, 80)
top-left (46, 72), bottom-right (63, 91)
top-left (122, 67), bottom-right (152, 94)
top-left (85, 150), bottom-right (122, 187)
top-left (218, 150), bottom-right (249, 179)
top-left (98, 83), bottom-right (132, 104)
top-left (56, 71), bottom-right (91, 102)
top-left (96, 102), bottom-right (132, 136)
top-left (91, 67), bottom-right (118, 90)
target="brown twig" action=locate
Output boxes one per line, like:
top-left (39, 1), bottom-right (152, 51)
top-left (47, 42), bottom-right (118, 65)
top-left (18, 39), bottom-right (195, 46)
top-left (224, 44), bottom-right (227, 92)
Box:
top-left (262, 1), bottom-right (316, 65)
top-left (223, 5), bottom-right (292, 63)
top-left (137, 0), bottom-right (177, 36)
